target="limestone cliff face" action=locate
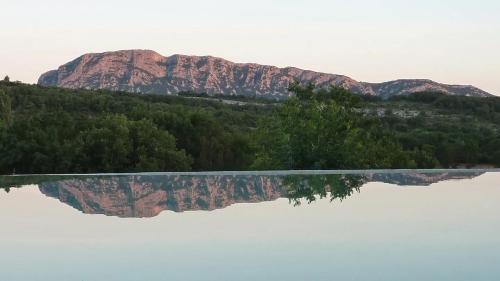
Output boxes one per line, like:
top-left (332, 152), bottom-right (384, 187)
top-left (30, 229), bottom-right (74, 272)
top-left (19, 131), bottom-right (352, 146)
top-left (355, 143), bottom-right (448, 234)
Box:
top-left (38, 50), bottom-right (492, 99)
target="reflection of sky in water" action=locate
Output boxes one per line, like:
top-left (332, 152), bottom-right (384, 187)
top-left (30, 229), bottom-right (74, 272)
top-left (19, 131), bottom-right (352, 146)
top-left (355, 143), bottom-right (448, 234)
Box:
top-left (0, 172), bottom-right (499, 281)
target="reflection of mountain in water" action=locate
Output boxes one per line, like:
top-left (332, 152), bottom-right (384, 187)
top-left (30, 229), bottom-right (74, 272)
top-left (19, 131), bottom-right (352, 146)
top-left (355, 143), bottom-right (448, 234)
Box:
top-left (35, 172), bottom-right (484, 218)
top-left (369, 172), bottom-right (482, 186)
top-left (39, 176), bottom-right (284, 217)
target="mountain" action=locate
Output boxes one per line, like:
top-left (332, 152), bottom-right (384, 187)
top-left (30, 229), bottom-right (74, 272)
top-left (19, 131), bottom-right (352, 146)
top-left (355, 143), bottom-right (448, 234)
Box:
top-left (38, 50), bottom-right (492, 99)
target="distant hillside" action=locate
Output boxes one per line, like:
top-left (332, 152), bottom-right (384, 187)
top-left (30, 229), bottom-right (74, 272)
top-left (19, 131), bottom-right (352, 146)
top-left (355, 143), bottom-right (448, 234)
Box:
top-left (38, 50), bottom-right (492, 99)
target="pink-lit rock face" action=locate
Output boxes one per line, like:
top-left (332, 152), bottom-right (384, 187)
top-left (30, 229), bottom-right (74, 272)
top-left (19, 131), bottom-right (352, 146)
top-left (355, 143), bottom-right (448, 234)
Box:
top-left (38, 50), bottom-right (492, 99)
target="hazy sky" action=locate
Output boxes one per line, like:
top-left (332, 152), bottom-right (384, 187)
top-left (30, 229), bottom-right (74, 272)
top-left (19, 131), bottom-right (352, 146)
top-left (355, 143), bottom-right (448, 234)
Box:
top-left (1, 0), bottom-right (499, 95)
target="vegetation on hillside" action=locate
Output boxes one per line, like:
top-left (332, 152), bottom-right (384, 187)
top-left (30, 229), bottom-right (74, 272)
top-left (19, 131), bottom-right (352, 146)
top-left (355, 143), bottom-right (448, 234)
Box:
top-left (0, 80), bottom-right (499, 174)
top-left (252, 84), bottom-right (413, 169)
top-left (376, 93), bottom-right (500, 167)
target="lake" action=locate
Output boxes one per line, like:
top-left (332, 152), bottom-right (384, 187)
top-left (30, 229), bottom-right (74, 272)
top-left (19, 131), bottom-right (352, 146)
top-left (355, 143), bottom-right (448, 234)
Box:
top-left (1, 170), bottom-right (499, 281)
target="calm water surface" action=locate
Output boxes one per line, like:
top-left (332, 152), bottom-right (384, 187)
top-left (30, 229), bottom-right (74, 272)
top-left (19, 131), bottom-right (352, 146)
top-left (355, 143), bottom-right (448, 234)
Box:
top-left (0, 171), bottom-right (499, 281)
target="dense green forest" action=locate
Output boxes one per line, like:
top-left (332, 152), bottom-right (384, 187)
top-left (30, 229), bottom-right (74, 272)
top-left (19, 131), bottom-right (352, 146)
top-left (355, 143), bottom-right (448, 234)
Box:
top-left (0, 80), bottom-right (499, 174)
top-left (372, 93), bottom-right (500, 167)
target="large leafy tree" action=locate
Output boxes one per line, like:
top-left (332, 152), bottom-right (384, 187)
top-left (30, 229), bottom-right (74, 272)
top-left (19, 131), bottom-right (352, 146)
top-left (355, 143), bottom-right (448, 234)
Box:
top-left (80, 115), bottom-right (132, 172)
top-left (128, 119), bottom-right (192, 172)
top-left (252, 84), bottom-right (413, 170)
top-left (80, 115), bottom-right (193, 172)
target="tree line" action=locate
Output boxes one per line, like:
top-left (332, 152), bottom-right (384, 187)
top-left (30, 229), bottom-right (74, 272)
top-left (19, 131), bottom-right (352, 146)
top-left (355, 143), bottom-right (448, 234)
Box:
top-left (0, 80), bottom-right (499, 174)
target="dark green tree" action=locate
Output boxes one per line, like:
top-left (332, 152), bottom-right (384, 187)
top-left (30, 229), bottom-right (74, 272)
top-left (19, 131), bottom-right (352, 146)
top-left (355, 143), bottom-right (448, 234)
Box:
top-left (0, 90), bottom-right (11, 125)
top-left (80, 115), bottom-right (133, 172)
top-left (128, 119), bottom-right (192, 171)
top-left (252, 84), bottom-right (412, 169)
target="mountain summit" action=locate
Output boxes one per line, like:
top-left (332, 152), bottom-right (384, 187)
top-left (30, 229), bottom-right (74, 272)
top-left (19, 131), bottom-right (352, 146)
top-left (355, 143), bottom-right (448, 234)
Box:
top-left (38, 50), bottom-right (492, 99)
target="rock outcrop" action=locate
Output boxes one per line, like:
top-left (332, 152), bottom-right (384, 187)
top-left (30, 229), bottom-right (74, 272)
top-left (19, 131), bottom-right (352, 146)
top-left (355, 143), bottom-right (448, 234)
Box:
top-left (38, 50), bottom-right (492, 99)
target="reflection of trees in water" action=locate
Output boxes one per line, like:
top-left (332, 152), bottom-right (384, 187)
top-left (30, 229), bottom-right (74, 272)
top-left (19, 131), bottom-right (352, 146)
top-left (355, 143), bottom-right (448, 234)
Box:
top-left (283, 174), bottom-right (366, 206)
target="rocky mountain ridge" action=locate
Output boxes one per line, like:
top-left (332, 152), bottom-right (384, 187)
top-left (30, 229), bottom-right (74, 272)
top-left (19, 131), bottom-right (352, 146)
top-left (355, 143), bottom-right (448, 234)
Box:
top-left (38, 50), bottom-right (492, 99)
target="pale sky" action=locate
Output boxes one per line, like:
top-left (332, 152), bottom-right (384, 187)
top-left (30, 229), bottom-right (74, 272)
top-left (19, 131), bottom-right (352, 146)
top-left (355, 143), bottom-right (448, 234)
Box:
top-left (1, 0), bottom-right (499, 95)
